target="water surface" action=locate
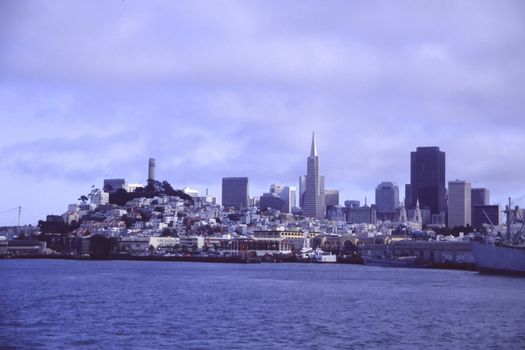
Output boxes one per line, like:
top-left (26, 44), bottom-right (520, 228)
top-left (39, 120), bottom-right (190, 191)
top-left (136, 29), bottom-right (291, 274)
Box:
top-left (1, 260), bottom-right (524, 349)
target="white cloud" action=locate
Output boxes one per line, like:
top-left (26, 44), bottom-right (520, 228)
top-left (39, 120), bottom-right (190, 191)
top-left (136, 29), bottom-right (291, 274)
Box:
top-left (1, 0), bottom-right (524, 224)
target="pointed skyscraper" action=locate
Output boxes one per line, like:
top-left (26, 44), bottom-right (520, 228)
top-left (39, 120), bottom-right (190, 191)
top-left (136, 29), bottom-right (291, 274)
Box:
top-left (303, 132), bottom-right (325, 219)
top-left (311, 132), bottom-right (318, 157)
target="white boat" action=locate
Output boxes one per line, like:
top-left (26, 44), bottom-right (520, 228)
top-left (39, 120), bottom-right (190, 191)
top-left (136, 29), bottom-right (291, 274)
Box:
top-left (312, 248), bottom-right (337, 263)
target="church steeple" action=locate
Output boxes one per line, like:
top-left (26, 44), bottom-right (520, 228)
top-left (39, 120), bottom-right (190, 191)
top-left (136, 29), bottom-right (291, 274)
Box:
top-left (310, 132), bottom-right (318, 157)
top-left (414, 199), bottom-right (422, 223)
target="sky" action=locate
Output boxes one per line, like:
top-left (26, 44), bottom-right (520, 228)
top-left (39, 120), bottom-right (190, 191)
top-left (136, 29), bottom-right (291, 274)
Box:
top-left (1, 0), bottom-right (524, 225)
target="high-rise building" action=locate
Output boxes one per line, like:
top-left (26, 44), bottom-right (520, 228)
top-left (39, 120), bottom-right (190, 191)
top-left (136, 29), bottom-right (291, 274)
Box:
top-left (270, 184), bottom-right (284, 195)
top-left (222, 177), bottom-right (249, 209)
top-left (409, 147), bottom-right (446, 215)
top-left (281, 186), bottom-right (297, 213)
top-left (298, 176), bottom-right (306, 208)
top-left (448, 180), bottom-right (471, 228)
top-left (404, 184), bottom-right (411, 209)
top-left (302, 133), bottom-right (325, 219)
top-left (375, 182), bottom-right (399, 213)
top-left (266, 184), bottom-right (296, 213)
top-left (324, 190), bottom-right (339, 207)
top-left (259, 193), bottom-right (287, 213)
top-left (471, 188), bottom-right (490, 206)
top-left (471, 188), bottom-right (490, 224)
top-left (472, 205), bottom-right (499, 229)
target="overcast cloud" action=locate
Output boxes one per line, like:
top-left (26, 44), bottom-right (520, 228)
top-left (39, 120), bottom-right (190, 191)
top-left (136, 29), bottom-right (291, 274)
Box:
top-left (1, 0), bottom-right (524, 225)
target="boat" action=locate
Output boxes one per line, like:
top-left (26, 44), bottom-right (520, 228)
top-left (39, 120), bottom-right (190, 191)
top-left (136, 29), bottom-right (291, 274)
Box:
top-left (470, 242), bottom-right (525, 276)
top-left (312, 248), bottom-right (337, 263)
top-left (299, 233), bottom-right (313, 259)
top-left (361, 255), bottom-right (428, 268)
top-left (299, 233), bottom-right (336, 263)
top-left (470, 198), bottom-right (525, 277)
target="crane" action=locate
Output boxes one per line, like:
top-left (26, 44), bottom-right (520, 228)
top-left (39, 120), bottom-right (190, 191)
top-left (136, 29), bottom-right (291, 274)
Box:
top-left (0, 206), bottom-right (21, 226)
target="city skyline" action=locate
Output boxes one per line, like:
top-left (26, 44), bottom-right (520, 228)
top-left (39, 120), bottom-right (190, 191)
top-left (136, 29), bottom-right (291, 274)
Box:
top-left (1, 1), bottom-right (524, 225)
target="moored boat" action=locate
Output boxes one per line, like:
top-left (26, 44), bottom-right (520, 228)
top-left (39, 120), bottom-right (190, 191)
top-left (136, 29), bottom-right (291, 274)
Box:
top-left (362, 255), bottom-right (428, 268)
top-left (470, 242), bottom-right (525, 276)
top-left (312, 248), bottom-right (337, 263)
top-left (471, 198), bottom-right (525, 277)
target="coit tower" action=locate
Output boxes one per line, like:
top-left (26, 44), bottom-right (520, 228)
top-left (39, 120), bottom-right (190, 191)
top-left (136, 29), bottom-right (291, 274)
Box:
top-left (148, 158), bottom-right (156, 181)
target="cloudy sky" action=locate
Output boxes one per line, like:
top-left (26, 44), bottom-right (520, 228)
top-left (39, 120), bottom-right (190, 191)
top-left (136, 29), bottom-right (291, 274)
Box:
top-left (1, 0), bottom-right (524, 225)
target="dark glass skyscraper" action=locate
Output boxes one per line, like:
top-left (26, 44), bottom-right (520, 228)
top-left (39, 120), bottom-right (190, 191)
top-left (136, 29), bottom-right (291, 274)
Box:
top-left (409, 147), bottom-right (446, 215)
top-left (222, 177), bottom-right (249, 209)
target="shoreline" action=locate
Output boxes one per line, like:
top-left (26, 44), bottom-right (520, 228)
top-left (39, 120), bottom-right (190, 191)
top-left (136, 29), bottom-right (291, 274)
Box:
top-left (0, 254), bottom-right (477, 271)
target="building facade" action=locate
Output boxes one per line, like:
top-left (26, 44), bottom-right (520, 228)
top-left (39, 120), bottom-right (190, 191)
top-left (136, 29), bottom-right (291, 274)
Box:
top-left (222, 177), bottom-right (249, 209)
top-left (408, 147), bottom-right (446, 215)
top-left (259, 193), bottom-right (287, 213)
top-left (346, 204), bottom-right (377, 224)
top-left (302, 133), bottom-right (325, 219)
top-left (281, 186), bottom-right (297, 213)
top-left (298, 176), bottom-right (306, 208)
top-left (471, 188), bottom-right (490, 206)
top-left (375, 182), bottom-right (399, 220)
top-left (324, 189), bottom-right (339, 208)
top-left (448, 180), bottom-right (471, 228)
top-left (103, 179), bottom-right (128, 193)
top-left (472, 205), bottom-right (499, 229)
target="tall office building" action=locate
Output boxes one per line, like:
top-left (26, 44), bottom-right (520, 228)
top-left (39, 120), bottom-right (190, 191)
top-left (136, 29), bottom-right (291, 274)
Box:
top-left (222, 177), bottom-right (249, 209)
top-left (472, 205), bottom-right (499, 229)
top-left (471, 188), bottom-right (490, 224)
top-left (267, 184), bottom-right (296, 213)
top-left (281, 186), bottom-right (297, 213)
top-left (259, 193), bottom-right (287, 213)
top-left (409, 147), bottom-right (446, 215)
top-left (375, 182), bottom-right (399, 213)
top-left (324, 190), bottom-right (339, 207)
top-left (448, 180), bottom-right (471, 228)
top-left (298, 176), bottom-right (306, 208)
top-left (471, 188), bottom-right (489, 206)
top-left (302, 133), bottom-right (325, 219)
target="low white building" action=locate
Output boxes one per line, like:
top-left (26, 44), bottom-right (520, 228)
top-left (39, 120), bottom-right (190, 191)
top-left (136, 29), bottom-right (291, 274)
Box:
top-left (149, 236), bottom-right (180, 249)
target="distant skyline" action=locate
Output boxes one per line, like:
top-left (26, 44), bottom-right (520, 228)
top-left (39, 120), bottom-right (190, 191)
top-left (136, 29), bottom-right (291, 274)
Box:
top-left (1, 0), bottom-right (525, 225)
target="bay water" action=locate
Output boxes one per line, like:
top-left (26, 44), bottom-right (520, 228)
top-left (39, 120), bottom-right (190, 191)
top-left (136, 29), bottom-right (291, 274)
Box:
top-left (1, 260), bottom-right (524, 349)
